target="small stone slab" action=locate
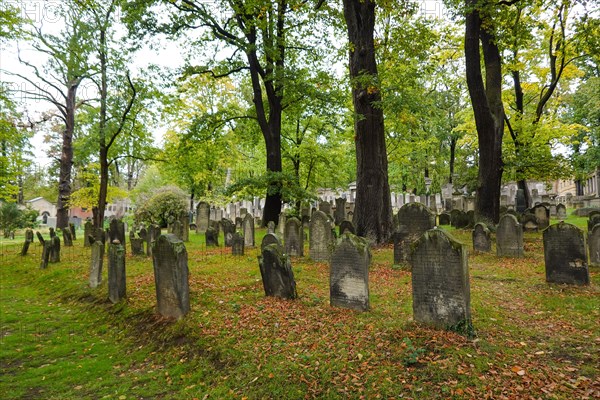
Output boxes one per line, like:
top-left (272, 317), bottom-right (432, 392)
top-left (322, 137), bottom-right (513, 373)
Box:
top-left (330, 233), bottom-right (370, 312)
top-left (472, 223), bottom-right (491, 253)
top-left (496, 214), bottom-right (524, 257)
top-left (543, 222), bottom-right (589, 285)
top-left (243, 213), bottom-right (255, 247)
top-left (152, 234), bottom-right (190, 318)
top-left (232, 232), bottom-right (244, 256)
top-left (205, 227), bottom-right (219, 247)
top-left (89, 236), bottom-right (105, 288)
top-left (258, 243), bottom-right (297, 299)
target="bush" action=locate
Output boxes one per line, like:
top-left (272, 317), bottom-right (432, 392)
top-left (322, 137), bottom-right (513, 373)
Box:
top-left (0, 202), bottom-right (38, 237)
top-left (134, 186), bottom-right (188, 227)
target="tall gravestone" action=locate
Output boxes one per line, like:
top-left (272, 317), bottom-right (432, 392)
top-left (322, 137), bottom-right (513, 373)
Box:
top-left (36, 232), bottom-right (50, 269)
top-left (472, 223), bottom-right (491, 253)
top-left (181, 212), bottom-right (190, 242)
top-left (556, 203), bottom-right (567, 219)
top-left (138, 227), bottom-right (148, 255)
top-left (69, 223), bottom-right (76, 241)
top-left (21, 229), bottom-right (34, 256)
top-left (146, 225), bottom-right (161, 257)
top-left (62, 228), bottom-right (73, 247)
top-left (89, 234), bottom-right (105, 288)
top-left (196, 201), bottom-right (210, 233)
top-left (543, 222), bottom-right (589, 285)
top-left (410, 229), bottom-right (471, 329)
top-left (258, 243), bottom-right (297, 299)
top-left (496, 214), bottom-right (524, 257)
top-left (339, 220), bottom-right (355, 235)
top-left (108, 239), bottom-right (126, 303)
top-left (395, 203), bottom-right (435, 262)
top-left (109, 219), bottom-right (126, 247)
top-left (334, 197), bottom-right (346, 225)
top-left (533, 204), bottom-right (550, 230)
top-left (515, 189), bottom-right (527, 213)
top-left (589, 224), bottom-right (600, 267)
top-left (277, 213), bottom-right (286, 237)
top-left (243, 213), bottom-right (255, 247)
top-left (49, 235), bottom-right (60, 263)
top-left (330, 233), bottom-right (370, 312)
top-left (152, 234), bottom-right (190, 318)
top-left (284, 217), bottom-right (304, 256)
top-left (84, 221), bottom-right (92, 247)
top-left (231, 232), bottom-right (244, 255)
top-left (221, 218), bottom-right (236, 247)
top-left (261, 233), bottom-right (281, 250)
top-left (309, 210), bottom-right (333, 262)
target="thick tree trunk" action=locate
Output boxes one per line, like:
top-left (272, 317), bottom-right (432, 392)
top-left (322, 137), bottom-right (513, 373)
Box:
top-left (56, 83), bottom-right (78, 228)
top-left (465, 0), bottom-right (504, 224)
top-left (343, 0), bottom-right (393, 243)
top-left (262, 129), bottom-right (283, 226)
top-left (95, 28), bottom-right (109, 233)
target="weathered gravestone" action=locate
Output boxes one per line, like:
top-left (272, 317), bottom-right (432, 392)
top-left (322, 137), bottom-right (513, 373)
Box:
top-left (277, 213), bottom-right (286, 237)
top-left (466, 210), bottom-right (475, 228)
top-left (221, 218), bottom-right (236, 247)
top-left (108, 239), bottom-right (126, 303)
top-left (589, 224), bottom-right (600, 267)
top-left (496, 214), bottom-right (524, 257)
top-left (21, 229), bottom-right (34, 256)
top-left (84, 221), bottom-right (93, 247)
top-left (196, 201), bottom-right (210, 233)
top-left (588, 211), bottom-right (600, 232)
top-left (205, 227), bottom-right (219, 247)
top-left (129, 230), bottom-right (145, 256)
top-left (334, 197), bottom-right (346, 225)
top-left (438, 212), bottom-right (451, 226)
top-left (549, 204), bottom-right (557, 217)
top-left (235, 217), bottom-right (243, 230)
top-left (267, 221), bottom-right (275, 234)
top-left (533, 204), bottom-right (550, 230)
top-left (543, 222), bottom-right (589, 285)
top-left (168, 219), bottom-right (183, 240)
top-left (330, 233), bottom-right (370, 312)
top-left (243, 213), bottom-right (255, 247)
top-left (319, 201), bottom-right (331, 216)
top-left (180, 212), bottom-right (190, 242)
top-left (49, 227), bottom-right (56, 238)
top-left (109, 219), bottom-right (126, 247)
top-left (138, 227), bottom-right (148, 254)
top-left (258, 243), bottom-right (297, 299)
top-left (152, 234), bottom-right (190, 318)
top-left (556, 203), bottom-right (567, 219)
top-left (285, 217), bottom-right (304, 257)
top-left (450, 209), bottom-right (469, 229)
top-left (515, 189), bottom-right (527, 213)
top-left (309, 210), bottom-right (333, 262)
top-left (261, 233), bottom-right (281, 250)
top-left (36, 232), bottom-right (51, 269)
top-left (232, 232), bottom-right (244, 256)
top-left (89, 233), bottom-right (105, 288)
top-left (410, 229), bottom-right (471, 329)
top-left (520, 212), bottom-right (538, 232)
top-left (49, 235), bottom-right (60, 263)
top-left (472, 223), bottom-right (492, 253)
top-left (146, 225), bottom-right (161, 257)
top-left (69, 223), bottom-right (76, 241)
top-left (62, 228), bottom-right (73, 247)
top-left (339, 220), bottom-right (355, 235)
top-left (394, 203), bottom-right (436, 262)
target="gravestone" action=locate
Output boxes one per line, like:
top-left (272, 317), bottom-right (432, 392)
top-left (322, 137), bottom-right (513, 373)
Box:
top-left (588, 211), bottom-right (600, 232)
top-left (205, 227), bottom-right (219, 247)
top-left (196, 201), bottom-right (210, 233)
top-left (533, 204), bottom-right (550, 230)
top-left (515, 189), bottom-right (527, 213)
top-left (334, 197), bottom-right (346, 225)
top-left (309, 210), bottom-right (333, 262)
top-left (410, 229), bottom-right (471, 329)
top-left (221, 218), bottom-right (236, 247)
top-left (21, 229), bottom-right (34, 256)
top-left (235, 217), bottom-right (243, 230)
top-left (438, 212), bottom-right (451, 226)
top-left (146, 225), bottom-right (161, 257)
top-left (319, 201), bottom-right (331, 216)
top-left (231, 232), bottom-right (244, 255)
top-left (109, 219), bottom-right (126, 247)
top-left (520, 212), bottom-right (538, 232)
top-left (36, 232), bottom-right (50, 269)
top-left (466, 210), bottom-right (475, 228)
top-left (543, 222), bottom-right (589, 285)
top-left (152, 234), bottom-right (190, 318)
top-left (89, 234), bottom-right (105, 288)
top-left (49, 235), bottom-right (60, 263)
top-left (588, 224), bottom-right (600, 267)
top-left (258, 243), bottom-right (297, 299)
top-left (138, 226), bottom-right (147, 249)
top-left (84, 221), bottom-right (92, 247)
top-left (496, 214), bottom-right (524, 257)
top-left (284, 217), bottom-right (304, 256)
top-left (130, 230), bottom-right (145, 256)
top-left (395, 203), bottom-right (436, 262)
top-left (108, 239), bottom-right (126, 303)
top-left (180, 212), bottom-right (190, 242)
top-left (556, 203), bottom-right (567, 219)
top-left (277, 213), bottom-right (286, 237)
top-left (339, 220), bottom-right (355, 235)
top-left (267, 221), bottom-right (275, 234)
top-left (62, 228), bottom-right (73, 247)
top-left (69, 223), bottom-right (76, 240)
top-left (472, 223), bottom-right (491, 253)
top-left (549, 204), bottom-right (557, 217)
top-left (243, 213), bottom-right (255, 247)
top-left (450, 209), bottom-right (469, 229)
top-left (330, 233), bottom-right (370, 311)
top-left (168, 219), bottom-right (183, 240)
top-left (261, 233), bottom-right (281, 250)
top-left (49, 227), bottom-right (56, 238)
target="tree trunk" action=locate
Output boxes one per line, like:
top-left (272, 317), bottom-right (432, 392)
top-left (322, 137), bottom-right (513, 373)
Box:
top-left (449, 137), bottom-right (457, 184)
top-left (94, 28), bottom-right (109, 232)
top-left (56, 83), bottom-right (78, 228)
top-left (465, 0), bottom-right (504, 224)
top-left (343, 0), bottom-right (393, 243)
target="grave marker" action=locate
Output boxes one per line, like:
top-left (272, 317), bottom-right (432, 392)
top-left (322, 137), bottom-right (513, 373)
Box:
top-left (330, 233), bottom-right (370, 311)
top-left (258, 243), bottom-right (297, 299)
top-left (496, 214), bottom-right (524, 257)
top-left (152, 234), bottom-right (190, 318)
top-left (309, 210), bottom-right (333, 262)
top-left (543, 222), bottom-right (589, 285)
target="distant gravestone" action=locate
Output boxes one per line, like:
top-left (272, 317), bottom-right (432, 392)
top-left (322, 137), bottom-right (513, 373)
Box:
top-left (330, 233), bottom-right (370, 311)
top-left (108, 239), bottom-right (126, 303)
top-left (180, 212), bottom-right (190, 242)
top-left (243, 213), bottom-right (255, 247)
top-left (472, 223), bottom-right (491, 253)
top-left (139, 227), bottom-right (148, 253)
top-left (221, 218), bottom-right (236, 246)
top-left (261, 233), bottom-right (281, 250)
top-left (205, 227), bottom-right (219, 247)
top-left (309, 210), bottom-right (333, 262)
top-left (549, 204), bottom-right (557, 217)
top-left (334, 197), bottom-right (346, 225)
top-left (196, 201), bottom-right (210, 233)
top-left (62, 228), bottom-right (73, 247)
top-left (533, 204), bottom-right (550, 230)
top-left (258, 243), bottom-right (297, 299)
top-left (543, 222), bottom-right (589, 285)
top-left (21, 229), bottom-right (34, 256)
top-left (277, 213), bottom-right (286, 237)
top-left (395, 203), bottom-right (435, 262)
top-left (84, 221), bottom-right (92, 247)
top-left (36, 232), bottom-right (50, 269)
top-left (496, 214), bottom-right (524, 257)
top-left (267, 221), bottom-right (275, 234)
top-left (588, 224), bottom-right (600, 267)
top-left (147, 225), bottom-right (161, 257)
top-left (410, 229), bottom-right (471, 329)
top-left (319, 201), bottom-right (331, 216)
top-left (168, 219), bottom-right (183, 240)
top-left (339, 220), bottom-right (355, 235)
top-left (49, 227), bottom-right (56, 238)
top-left (516, 189), bottom-right (527, 213)
top-left (130, 230), bottom-right (144, 256)
top-left (235, 217), bottom-right (243, 230)
top-left (232, 232), bottom-right (244, 256)
top-left (466, 210), bottom-right (475, 228)
top-left (520, 212), bottom-right (538, 232)
top-left (89, 235), bottom-right (105, 288)
top-left (49, 235), bottom-right (60, 263)
top-left (438, 212), bottom-right (451, 226)
top-left (152, 234), bottom-right (190, 318)
top-left (284, 217), bottom-right (304, 256)
top-left (556, 203), bottom-right (567, 219)
top-left (450, 209), bottom-right (469, 229)
top-left (69, 223), bottom-right (76, 241)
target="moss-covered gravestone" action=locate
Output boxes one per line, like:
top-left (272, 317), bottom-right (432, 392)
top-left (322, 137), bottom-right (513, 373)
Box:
top-left (543, 222), bottom-right (589, 285)
top-left (129, 230), bottom-right (145, 256)
top-left (152, 234), bottom-right (190, 319)
top-left (330, 233), bottom-right (370, 312)
top-left (84, 221), bottom-right (92, 247)
top-left (395, 203), bottom-right (436, 262)
top-left (410, 229), bottom-right (471, 329)
top-left (258, 243), bottom-right (297, 299)
top-left (108, 239), bottom-right (126, 303)
top-left (496, 214), bottom-right (524, 257)
top-left (261, 233), bottom-right (281, 250)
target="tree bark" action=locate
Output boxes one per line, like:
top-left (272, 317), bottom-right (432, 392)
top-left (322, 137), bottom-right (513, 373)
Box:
top-left (465, 0), bottom-right (504, 224)
top-left (343, 0), bottom-right (393, 243)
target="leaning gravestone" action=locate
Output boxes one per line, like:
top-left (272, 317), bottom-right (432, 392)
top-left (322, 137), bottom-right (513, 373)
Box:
top-left (108, 239), bottom-right (126, 303)
top-left (232, 232), bottom-right (244, 256)
top-left (589, 224), bottom-right (600, 267)
top-left (261, 233), bottom-right (281, 250)
top-left (89, 234), bottom-right (105, 288)
top-left (152, 234), bottom-right (190, 318)
top-left (330, 233), bottom-right (370, 312)
top-left (543, 222), bottom-right (589, 285)
top-left (496, 214), bottom-right (524, 257)
top-left (438, 212), bottom-right (451, 226)
top-left (49, 235), bottom-right (60, 263)
top-left (309, 210), bottom-right (333, 262)
top-left (533, 204), bottom-right (550, 230)
top-left (334, 197), bottom-right (346, 225)
top-left (62, 228), bottom-right (73, 247)
top-left (243, 213), bottom-right (255, 247)
top-left (410, 229), bottom-right (471, 329)
top-left (36, 232), bottom-right (51, 269)
top-left (221, 218), bottom-right (236, 247)
top-left (196, 201), bottom-right (210, 233)
top-left (472, 223), bottom-right (491, 253)
top-left (556, 203), bottom-right (567, 219)
top-left (21, 229), bottom-right (34, 256)
top-left (84, 221), bottom-right (93, 247)
top-left (258, 243), bottom-right (297, 299)
top-left (205, 226), bottom-right (219, 247)
top-left (284, 217), bottom-right (304, 256)
top-left (395, 203), bottom-right (436, 262)
top-left (339, 220), bottom-right (355, 235)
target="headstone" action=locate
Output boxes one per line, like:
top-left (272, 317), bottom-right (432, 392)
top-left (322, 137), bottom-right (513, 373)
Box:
top-left (450, 209), bottom-right (469, 229)
top-left (243, 213), bottom-right (255, 247)
top-left (466, 210), bottom-right (475, 228)
top-left (84, 221), bottom-right (92, 247)
top-left (152, 234), bottom-right (190, 318)
top-left (520, 212), bottom-right (538, 232)
top-left (180, 212), bottom-right (190, 242)
top-left (258, 243), bottom-right (297, 299)
top-left (205, 227), bottom-right (219, 247)
top-left (36, 232), bottom-right (50, 269)
top-left (62, 228), bottom-right (73, 247)
top-left (231, 232), bottom-right (244, 256)
top-left (549, 204), bottom-right (557, 217)
top-left (330, 233), bottom-right (370, 311)
top-left (309, 210), bottom-right (333, 262)
top-left (339, 220), bottom-right (355, 235)
top-left (240, 207), bottom-right (248, 219)
top-left (267, 221), bottom-right (275, 234)
top-left (588, 211), bottom-right (600, 232)
top-left (109, 219), bottom-right (126, 247)
top-left (261, 233), bottom-right (281, 250)
top-left (21, 229), bottom-right (34, 256)
top-left (69, 223), bottom-right (76, 241)
top-left (108, 239), bottom-right (126, 303)
top-left (472, 223), bottom-right (491, 253)
top-left (284, 217), bottom-right (304, 256)
top-left (533, 204), bottom-right (550, 230)
top-left (235, 217), bottom-right (243, 230)
top-left (334, 198), bottom-right (346, 225)
top-left (588, 224), bottom-right (600, 267)
top-left (496, 214), bottom-right (524, 257)
top-left (438, 212), bottom-right (450, 226)
top-left (319, 201), bottom-right (331, 216)
top-left (516, 189), bottom-right (527, 213)
top-left (395, 203), bottom-right (436, 262)
top-left (410, 229), bottom-right (471, 329)
top-left (543, 222), bottom-right (589, 285)
top-left (49, 227), bottom-right (56, 238)
top-left (89, 234), bottom-right (105, 288)
top-left (168, 219), bottom-right (183, 240)
top-left (138, 226), bottom-right (148, 252)
top-left (146, 225), bottom-right (161, 257)
top-left (49, 235), bottom-right (60, 263)
top-left (196, 201), bottom-right (210, 233)
top-left (221, 218), bottom-right (236, 247)
top-left (277, 213), bottom-right (286, 237)
top-left (556, 203), bottom-right (567, 219)
top-left (130, 229), bottom-right (145, 256)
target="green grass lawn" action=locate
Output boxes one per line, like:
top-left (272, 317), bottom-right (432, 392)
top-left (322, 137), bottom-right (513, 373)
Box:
top-left (1, 217), bottom-right (598, 399)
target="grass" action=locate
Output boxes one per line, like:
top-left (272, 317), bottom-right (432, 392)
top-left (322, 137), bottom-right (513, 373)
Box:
top-left (1, 215), bottom-right (599, 399)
